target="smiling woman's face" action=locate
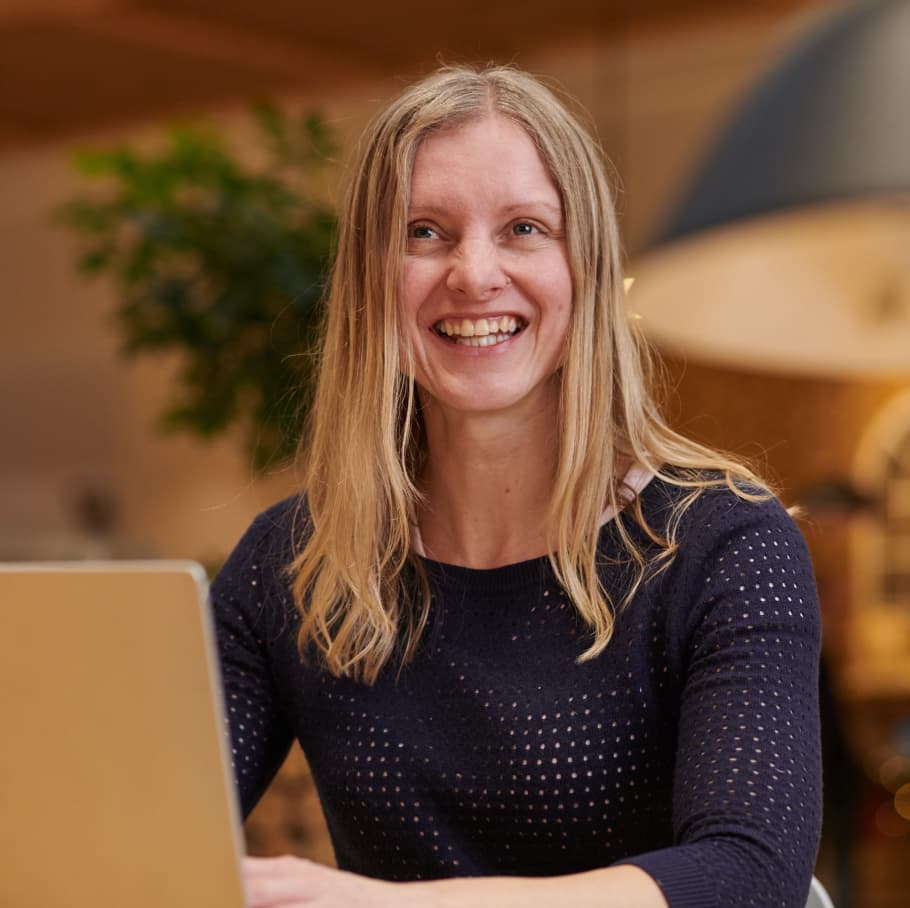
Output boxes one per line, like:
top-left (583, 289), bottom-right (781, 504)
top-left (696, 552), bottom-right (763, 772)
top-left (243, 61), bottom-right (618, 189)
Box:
top-left (401, 113), bottom-right (573, 422)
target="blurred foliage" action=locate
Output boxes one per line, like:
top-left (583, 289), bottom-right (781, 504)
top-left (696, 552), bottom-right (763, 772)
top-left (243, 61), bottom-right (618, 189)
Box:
top-left (57, 104), bottom-right (338, 470)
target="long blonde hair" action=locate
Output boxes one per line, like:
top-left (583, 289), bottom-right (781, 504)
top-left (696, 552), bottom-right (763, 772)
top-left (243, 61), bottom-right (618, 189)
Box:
top-left (290, 64), bottom-right (768, 682)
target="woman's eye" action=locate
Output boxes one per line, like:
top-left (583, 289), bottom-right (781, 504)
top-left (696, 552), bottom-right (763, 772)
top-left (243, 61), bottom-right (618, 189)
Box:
top-left (511, 222), bottom-right (537, 236)
top-left (408, 224), bottom-right (436, 240)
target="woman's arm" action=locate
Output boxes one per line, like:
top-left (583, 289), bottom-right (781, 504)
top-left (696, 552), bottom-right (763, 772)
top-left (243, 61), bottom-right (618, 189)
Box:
top-left (211, 503), bottom-right (298, 816)
top-left (619, 491), bottom-right (822, 906)
top-left (413, 863), bottom-right (666, 907)
top-left (244, 856), bottom-right (668, 908)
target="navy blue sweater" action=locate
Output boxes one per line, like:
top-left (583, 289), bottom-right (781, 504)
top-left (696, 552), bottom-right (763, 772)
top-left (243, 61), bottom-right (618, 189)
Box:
top-left (212, 476), bottom-right (822, 907)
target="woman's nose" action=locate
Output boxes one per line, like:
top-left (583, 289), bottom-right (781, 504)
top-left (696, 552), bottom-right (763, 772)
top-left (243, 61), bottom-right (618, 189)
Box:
top-left (445, 238), bottom-right (510, 299)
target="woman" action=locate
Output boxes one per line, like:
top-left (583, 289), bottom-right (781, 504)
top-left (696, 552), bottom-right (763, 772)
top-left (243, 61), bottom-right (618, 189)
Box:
top-left (214, 65), bottom-right (822, 907)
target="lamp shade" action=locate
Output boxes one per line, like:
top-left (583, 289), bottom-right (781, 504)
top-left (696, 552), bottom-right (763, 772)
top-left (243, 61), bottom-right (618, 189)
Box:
top-left (630, 0), bottom-right (910, 377)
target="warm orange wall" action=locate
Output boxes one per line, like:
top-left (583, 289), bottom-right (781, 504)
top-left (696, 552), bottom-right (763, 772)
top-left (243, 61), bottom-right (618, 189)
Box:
top-left (662, 358), bottom-right (910, 499)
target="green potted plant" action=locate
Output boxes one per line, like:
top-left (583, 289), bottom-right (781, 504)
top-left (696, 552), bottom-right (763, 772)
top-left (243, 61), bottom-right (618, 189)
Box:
top-left (58, 105), bottom-right (338, 469)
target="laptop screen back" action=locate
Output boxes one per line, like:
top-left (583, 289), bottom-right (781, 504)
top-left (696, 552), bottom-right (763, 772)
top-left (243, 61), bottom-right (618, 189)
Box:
top-left (0, 562), bottom-right (246, 908)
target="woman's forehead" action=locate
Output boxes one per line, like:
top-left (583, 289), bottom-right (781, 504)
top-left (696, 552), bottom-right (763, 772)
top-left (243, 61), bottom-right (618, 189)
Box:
top-left (408, 114), bottom-right (561, 211)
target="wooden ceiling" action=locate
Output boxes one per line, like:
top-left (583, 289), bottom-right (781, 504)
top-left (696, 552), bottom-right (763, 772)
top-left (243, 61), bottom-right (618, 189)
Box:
top-left (0, 0), bottom-right (820, 151)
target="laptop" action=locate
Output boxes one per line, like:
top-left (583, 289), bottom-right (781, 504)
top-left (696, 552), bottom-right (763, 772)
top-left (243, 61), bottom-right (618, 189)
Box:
top-left (0, 562), bottom-right (247, 908)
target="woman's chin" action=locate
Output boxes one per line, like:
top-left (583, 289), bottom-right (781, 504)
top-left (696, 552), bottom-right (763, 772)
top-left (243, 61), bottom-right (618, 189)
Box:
top-left (416, 381), bottom-right (559, 423)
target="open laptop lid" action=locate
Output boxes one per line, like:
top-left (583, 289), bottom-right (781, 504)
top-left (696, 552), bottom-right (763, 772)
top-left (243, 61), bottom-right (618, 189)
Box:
top-left (0, 562), bottom-right (246, 908)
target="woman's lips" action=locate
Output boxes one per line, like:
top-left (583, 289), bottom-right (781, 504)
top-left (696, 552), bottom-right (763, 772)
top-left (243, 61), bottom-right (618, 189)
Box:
top-left (433, 315), bottom-right (524, 347)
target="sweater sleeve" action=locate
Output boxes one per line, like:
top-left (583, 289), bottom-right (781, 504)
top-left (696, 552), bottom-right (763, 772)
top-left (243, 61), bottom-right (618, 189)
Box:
top-left (619, 493), bottom-right (822, 908)
top-left (210, 504), bottom-right (297, 818)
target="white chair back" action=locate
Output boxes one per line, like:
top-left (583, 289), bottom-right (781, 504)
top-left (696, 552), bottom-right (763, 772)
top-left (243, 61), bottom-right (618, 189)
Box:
top-left (806, 876), bottom-right (835, 908)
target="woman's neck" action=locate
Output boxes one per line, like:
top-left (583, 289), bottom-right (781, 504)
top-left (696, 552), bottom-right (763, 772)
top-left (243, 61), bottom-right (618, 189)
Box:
top-left (415, 402), bottom-right (560, 568)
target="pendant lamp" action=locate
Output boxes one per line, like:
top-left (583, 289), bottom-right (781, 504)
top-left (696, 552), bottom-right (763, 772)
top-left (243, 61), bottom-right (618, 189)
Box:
top-left (629, 0), bottom-right (910, 377)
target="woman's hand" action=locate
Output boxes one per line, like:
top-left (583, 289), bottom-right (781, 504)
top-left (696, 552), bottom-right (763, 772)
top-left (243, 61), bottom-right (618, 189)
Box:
top-left (244, 856), bottom-right (410, 908)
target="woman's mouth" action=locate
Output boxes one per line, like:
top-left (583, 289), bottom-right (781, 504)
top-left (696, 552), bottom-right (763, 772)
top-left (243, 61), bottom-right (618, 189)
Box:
top-left (433, 316), bottom-right (525, 348)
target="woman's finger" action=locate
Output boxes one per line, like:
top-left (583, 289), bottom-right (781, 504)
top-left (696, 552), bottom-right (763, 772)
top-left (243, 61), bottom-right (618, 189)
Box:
top-left (243, 855), bottom-right (319, 906)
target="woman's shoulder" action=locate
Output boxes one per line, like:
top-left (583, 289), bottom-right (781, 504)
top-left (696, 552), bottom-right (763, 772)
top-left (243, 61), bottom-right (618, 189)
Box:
top-left (636, 467), bottom-right (818, 630)
top-left (638, 466), bottom-right (799, 548)
top-left (247, 493), bottom-right (307, 546)
top-left (216, 493), bottom-right (306, 585)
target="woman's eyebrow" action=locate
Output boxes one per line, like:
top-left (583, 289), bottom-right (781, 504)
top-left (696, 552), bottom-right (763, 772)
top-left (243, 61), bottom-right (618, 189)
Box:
top-left (499, 201), bottom-right (563, 218)
top-left (407, 200), bottom-right (563, 218)
top-left (405, 204), bottom-right (449, 218)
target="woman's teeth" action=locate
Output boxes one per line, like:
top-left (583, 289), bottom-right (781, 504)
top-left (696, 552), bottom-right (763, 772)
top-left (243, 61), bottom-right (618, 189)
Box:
top-left (435, 316), bottom-right (521, 346)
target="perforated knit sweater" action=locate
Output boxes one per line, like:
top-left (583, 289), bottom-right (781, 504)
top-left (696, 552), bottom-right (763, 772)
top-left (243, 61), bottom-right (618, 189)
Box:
top-left (212, 475), bottom-right (822, 908)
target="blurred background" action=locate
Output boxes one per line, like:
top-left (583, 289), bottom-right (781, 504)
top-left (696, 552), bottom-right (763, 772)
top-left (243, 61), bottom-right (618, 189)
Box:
top-left (2, 1), bottom-right (909, 906)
